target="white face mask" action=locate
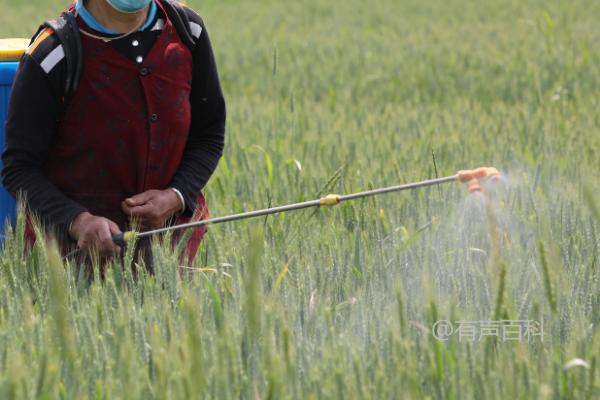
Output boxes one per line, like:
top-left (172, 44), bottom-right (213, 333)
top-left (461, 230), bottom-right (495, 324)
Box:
top-left (105, 0), bottom-right (152, 13)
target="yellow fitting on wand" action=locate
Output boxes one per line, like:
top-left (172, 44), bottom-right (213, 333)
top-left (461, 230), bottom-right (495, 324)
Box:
top-left (320, 194), bottom-right (341, 206)
top-left (123, 231), bottom-right (137, 242)
top-left (112, 231), bottom-right (137, 246)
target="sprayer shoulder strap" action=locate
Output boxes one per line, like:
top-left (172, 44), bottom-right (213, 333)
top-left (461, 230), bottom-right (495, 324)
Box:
top-left (160, 0), bottom-right (199, 50)
top-left (30, 10), bottom-right (82, 98)
top-left (31, 0), bottom-right (197, 101)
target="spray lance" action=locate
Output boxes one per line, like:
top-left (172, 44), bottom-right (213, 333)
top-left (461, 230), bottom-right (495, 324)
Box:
top-left (111, 167), bottom-right (501, 247)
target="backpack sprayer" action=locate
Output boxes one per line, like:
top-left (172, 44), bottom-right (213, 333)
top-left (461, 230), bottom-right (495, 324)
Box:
top-left (111, 167), bottom-right (501, 247)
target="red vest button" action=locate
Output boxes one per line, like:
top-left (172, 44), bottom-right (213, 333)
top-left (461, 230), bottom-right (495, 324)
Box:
top-left (140, 67), bottom-right (150, 76)
top-left (150, 114), bottom-right (159, 122)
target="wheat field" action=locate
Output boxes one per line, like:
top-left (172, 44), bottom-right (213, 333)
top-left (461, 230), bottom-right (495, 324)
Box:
top-left (0, 0), bottom-right (598, 398)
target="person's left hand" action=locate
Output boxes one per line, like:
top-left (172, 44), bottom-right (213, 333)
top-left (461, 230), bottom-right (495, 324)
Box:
top-left (121, 189), bottom-right (183, 230)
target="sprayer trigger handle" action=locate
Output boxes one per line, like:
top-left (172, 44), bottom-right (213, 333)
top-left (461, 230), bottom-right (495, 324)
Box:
top-left (112, 233), bottom-right (127, 247)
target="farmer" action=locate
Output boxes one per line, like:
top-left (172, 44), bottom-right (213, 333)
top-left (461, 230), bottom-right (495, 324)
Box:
top-left (1, 0), bottom-right (226, 266)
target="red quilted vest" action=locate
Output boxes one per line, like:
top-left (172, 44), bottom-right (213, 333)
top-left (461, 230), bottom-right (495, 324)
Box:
top-left (38, 2), bottom-right (208, 259)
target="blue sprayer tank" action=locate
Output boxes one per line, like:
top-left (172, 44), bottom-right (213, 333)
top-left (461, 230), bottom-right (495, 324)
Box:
top-left (0, 39), bottom-right (29, 234)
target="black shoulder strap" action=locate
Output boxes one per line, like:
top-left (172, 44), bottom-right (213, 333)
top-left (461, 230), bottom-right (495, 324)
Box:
top-left (41, 10), bottom-right (83, 97)
top-left (159, 0), bottom-right (197, 51)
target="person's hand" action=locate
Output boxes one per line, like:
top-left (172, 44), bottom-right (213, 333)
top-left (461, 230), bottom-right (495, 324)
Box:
top-left (121, 189), bottom-right (183, 230)
top-left (69, 212), bottom-right (122, 255)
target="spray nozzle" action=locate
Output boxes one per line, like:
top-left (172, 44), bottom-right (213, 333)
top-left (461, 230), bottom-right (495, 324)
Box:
top-left (467, 178), bottom-right (482, 193)
top-left (457, 167), bottom-right (502, 194)
top-left (457, 167), bottom-right (501, 183)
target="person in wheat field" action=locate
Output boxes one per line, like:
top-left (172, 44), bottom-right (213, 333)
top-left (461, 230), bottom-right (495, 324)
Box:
top-left (2, 0), bottom-right (226, 269)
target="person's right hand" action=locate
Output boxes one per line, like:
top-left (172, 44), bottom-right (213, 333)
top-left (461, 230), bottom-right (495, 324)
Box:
top-left (69, 212), bottom-right (122, 255)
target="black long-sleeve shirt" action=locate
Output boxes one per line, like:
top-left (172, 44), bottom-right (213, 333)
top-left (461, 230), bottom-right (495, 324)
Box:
top-left (1, 3), bottom-right (226, 235)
